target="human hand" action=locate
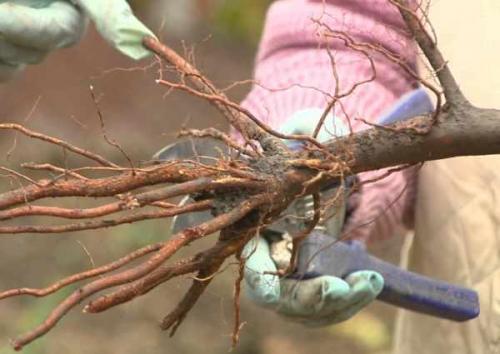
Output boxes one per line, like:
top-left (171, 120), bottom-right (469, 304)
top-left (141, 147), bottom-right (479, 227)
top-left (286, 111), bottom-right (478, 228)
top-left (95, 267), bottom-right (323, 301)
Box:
top-left (0, 0), bottom-right (155, 81)
top-left (243, 236), bottom-right (384, 326)
top-left (242, 109), bottom-right (384, 326)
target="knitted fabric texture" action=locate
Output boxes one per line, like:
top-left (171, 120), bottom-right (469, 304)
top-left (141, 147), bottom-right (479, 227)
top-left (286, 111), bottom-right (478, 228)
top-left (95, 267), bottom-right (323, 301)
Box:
top-left (241, 0), bottom-right (419, 242)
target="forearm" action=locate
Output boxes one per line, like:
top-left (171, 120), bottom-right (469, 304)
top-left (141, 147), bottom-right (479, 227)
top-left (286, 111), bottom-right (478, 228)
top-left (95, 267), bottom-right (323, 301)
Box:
top-left (242, 0), bottom-right (417, 123)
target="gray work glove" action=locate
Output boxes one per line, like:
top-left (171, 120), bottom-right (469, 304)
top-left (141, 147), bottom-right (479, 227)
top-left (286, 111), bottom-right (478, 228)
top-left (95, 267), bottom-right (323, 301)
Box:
top-left (243, 109), bottom-right (384, 326)
top-left (243, 237), bottom-right (383, 326)
top-left (0, 0), bottom-right (156, 81)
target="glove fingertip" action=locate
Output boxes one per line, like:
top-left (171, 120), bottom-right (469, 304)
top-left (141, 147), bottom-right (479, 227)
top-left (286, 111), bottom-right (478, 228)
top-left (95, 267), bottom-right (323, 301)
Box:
top-left (320, 276), bottom-right (350, 300)
top-left (113, 28), bottom-right (156, 60)
top-left (346, 270), bottom-right (384, 297)
top-left (75, 0), bottom-right (156, 60)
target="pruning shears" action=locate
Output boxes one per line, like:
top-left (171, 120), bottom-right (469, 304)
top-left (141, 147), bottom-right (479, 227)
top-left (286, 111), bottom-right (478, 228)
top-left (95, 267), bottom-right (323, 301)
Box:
top-left (153, 136), bottom-right (480, 322)
top-left (293, 232), bottom-right (479, 321)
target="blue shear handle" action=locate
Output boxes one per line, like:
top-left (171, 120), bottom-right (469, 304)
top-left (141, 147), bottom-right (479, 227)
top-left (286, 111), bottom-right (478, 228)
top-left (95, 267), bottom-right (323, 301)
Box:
top-left (295, 232), bottom-right (480, 322)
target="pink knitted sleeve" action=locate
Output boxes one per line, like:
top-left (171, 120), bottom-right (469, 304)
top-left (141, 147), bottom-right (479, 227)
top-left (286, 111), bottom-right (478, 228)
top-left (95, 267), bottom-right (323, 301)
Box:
top-left (240, 0), bottom-right (418, 243)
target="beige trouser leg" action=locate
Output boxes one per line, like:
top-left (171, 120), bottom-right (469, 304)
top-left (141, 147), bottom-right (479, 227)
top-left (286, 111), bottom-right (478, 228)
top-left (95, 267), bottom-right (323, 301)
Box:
top-left (392, 156), bottom-right (500, 354)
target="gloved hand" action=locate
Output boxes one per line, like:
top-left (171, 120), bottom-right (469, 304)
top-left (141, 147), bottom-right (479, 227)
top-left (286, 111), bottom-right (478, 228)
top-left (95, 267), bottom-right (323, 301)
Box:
top-left (0, 0), bottom-right (155, 81)
top-left (243, 108), bottom-right (384, 326)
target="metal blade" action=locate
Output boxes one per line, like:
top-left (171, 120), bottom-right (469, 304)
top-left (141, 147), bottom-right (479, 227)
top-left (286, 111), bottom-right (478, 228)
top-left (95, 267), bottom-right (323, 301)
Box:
top-left (153, 137), bottom-right (229, 234)
top-left (171, 196), bottom-right (213, 234)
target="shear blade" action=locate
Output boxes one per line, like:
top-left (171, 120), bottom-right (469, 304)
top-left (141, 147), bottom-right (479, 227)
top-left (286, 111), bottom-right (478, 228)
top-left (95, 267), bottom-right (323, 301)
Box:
top-left (153, 137), bottom-right (229, 234)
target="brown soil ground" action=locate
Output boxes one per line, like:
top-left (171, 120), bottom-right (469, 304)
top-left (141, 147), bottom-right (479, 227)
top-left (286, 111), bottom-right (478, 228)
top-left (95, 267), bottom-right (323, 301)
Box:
top-left (1, 1), bottom-right (498, 354)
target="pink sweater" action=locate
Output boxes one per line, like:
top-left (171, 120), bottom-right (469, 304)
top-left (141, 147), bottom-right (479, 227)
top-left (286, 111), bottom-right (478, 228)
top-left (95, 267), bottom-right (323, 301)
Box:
top-left (241, 0), bottom-right (418, 243)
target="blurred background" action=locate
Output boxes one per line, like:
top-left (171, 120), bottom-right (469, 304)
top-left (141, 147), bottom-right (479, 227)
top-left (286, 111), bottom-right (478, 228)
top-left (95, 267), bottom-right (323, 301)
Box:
top-left (0, 1), bottom-right (498, 353)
